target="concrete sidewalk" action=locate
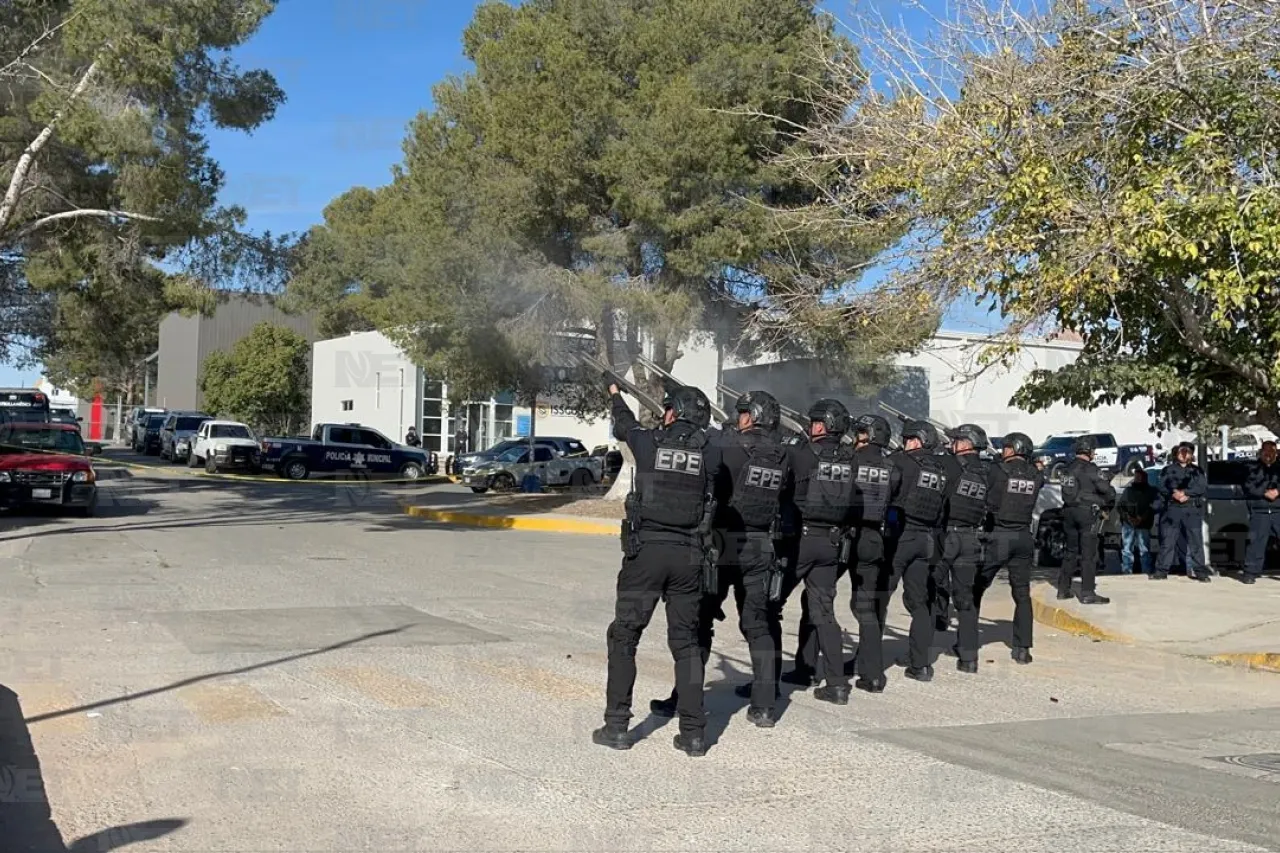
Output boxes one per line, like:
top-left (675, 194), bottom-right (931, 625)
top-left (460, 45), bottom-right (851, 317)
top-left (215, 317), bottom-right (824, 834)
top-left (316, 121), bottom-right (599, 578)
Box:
top-left (1033, 575), bottom-right (1280, 671)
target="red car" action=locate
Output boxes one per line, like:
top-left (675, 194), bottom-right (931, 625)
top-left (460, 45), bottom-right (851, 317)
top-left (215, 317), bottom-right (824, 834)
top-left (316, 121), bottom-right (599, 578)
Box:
top-left (0, 421), bottom-right (99, 516)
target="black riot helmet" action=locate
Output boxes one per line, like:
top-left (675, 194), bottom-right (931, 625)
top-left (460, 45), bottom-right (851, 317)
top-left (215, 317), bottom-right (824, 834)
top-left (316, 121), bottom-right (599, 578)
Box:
top-left (854, 414), bottom-right (893, 447)
top-left (807, 398), bottom-right (850, 436)
top-left (1002, 432), bottom-right (1034, 458)
top-left (735, 390), bottom-right (780, 432)
top-left (664, 386), bottom-right (711, 429)
top-left (1072, 434), bottom-right (1097, 456)
top-left (901, 419), bottom-right (941, 451)
top-left (947, 423), bottom-right (989, 451)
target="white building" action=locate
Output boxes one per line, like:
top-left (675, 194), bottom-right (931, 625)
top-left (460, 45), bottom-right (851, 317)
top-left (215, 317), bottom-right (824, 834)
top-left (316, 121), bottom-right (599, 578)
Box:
top-left (309, 327), bottom-right (1186, 456)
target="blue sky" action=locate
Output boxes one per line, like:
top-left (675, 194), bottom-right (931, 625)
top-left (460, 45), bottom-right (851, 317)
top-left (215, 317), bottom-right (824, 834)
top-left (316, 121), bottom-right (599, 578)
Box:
top-left (2, 0), bottom-right (991, 388)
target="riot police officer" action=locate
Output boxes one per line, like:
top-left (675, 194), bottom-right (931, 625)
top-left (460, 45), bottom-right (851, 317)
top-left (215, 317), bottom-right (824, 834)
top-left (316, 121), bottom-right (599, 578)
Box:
top-left (1059, 435), bottom-right (1117, 603)
top-left (1154, 441), bottom-right (1210, 582)
top-left (1242, 440), bottom-right (1280, 584)
top-left (649, 390), bottom-right (792, 727)
top-left (889, 420), bottom-right (950, 682)
top-left (594, 380), bottom-right (723, 757)
top-left (845, 414), bottom-right (901, 692)
top-left (977, 432), bottom-right (1043, 666)
top-left (790, 398), bottom-right (859, 704)
top-left (939, 424), bottom-right (991, 673)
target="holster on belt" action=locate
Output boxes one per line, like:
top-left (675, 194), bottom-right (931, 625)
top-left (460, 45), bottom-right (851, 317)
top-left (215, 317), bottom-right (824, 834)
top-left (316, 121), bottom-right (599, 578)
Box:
top-left (699, 497), bottom-right (719, 596)
top-left (1090, 503), bottom-right (1108, 535)
top-left (766, 514), bottom-right (785, 602)
top-left (837, 528), bottom-right (853, 565)
top-left (621, 493), bottom-right (641, 558)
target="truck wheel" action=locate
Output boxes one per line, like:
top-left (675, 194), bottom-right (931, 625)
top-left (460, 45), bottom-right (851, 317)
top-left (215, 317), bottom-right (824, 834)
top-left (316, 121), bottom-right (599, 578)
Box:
top-left (188, 452), bottom-right (199, 468)
top-left (399, 462), bottom-right (424, 480)
top-left (569, 468), bottom-right (592, 489)
top-left (470, 487), bottom-right (489, 494)
top-left (205, 456), bottom-right (218, 474)
top-left (491, 472), bottom-right (516, 492)
top-left (282, 459), bottom-right (309, 481)
top-left (1037, 513), bottom-right (1065, 567)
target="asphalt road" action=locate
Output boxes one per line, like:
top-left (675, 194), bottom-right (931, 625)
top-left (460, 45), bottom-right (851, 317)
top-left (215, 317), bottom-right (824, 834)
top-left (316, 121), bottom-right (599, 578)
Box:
top-left (2, 465), bottom-right (1279, 852)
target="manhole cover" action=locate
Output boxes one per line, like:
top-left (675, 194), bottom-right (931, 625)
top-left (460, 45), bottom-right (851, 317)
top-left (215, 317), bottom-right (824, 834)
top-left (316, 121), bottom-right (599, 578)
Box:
top-left (1208, 753), bottom-right (1280, 774)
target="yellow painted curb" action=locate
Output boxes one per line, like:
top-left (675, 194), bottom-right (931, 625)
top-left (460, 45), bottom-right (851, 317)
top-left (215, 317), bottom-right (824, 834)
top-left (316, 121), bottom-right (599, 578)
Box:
top-left (1030, 591), bottom-right (1134, 644)
top-left (404, 505), bottom-right (617, 535)
top-left (1205, 652), bottom-right (1280, 673)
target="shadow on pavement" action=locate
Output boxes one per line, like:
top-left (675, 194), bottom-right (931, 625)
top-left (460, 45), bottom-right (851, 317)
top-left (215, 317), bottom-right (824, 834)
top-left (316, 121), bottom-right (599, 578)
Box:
top-left (1, 683), bottom-right (187, 852)
top-left (23, 627), bottom-right (415, 725)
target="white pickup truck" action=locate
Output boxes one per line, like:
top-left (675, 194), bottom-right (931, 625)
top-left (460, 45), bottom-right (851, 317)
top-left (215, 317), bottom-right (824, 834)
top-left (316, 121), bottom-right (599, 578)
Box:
top-left (189, 420), bottom-right (263, 473)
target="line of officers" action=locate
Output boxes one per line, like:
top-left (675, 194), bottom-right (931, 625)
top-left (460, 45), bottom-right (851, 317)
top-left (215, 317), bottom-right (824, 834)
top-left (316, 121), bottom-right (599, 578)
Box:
top-left (593, 380), bottom-right (1067, 758)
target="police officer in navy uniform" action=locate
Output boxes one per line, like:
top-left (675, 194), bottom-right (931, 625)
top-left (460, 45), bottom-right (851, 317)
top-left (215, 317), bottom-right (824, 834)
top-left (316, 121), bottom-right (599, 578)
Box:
top-left (790, 398), bottom-right (859, 704)
top-left (1154, 441), bottom-right (1210, 582)
top-left (938, 424), bottom-right (991, 673)
top-left (976, 432), bottom-right (1043, 666)
top-left (845, 413), bottom-right (901, 692)
top-left (594, 380), bottom-right (723, 757)
top-left (1242, 439), bottom-right (1280, 584)
top-left (1059, 435), bottom-right (1117, 603)
top-left (649, 390), bottom-right (792, 727)
top-left (888, 419), bottom-right (950, 682)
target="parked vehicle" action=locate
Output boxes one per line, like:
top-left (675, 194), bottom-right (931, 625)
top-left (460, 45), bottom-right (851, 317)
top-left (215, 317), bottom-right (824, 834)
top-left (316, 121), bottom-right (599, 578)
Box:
top-left (454, 435), bottom-right (590, 476)
top-left (159, 412), bottom-right (211, 462)
top-left (189, 420), bottom-right (263, 473)
top-left (261, 423), bottom-right (432, 481)
top-left (1031, 475), bottom-right (1124, 567)
top-left (0, 421), bottom-right (99, 516)
top-left (1034, 431), bottom-right (1154, 480)
top-left (1208, 431), bottom-right (1264, 461)
top-left (131, 412), bottom-right (168, 455)
top-left (591, 444), bottom-right (624, 482)
top-left (0, 388), bottom-right (52, 425)
top-left (127, 406), bottom-right (166, 446)
top-left (48, 407), bottom-right (81, 429)
top-left (463, 442), bottom-right (603, 493)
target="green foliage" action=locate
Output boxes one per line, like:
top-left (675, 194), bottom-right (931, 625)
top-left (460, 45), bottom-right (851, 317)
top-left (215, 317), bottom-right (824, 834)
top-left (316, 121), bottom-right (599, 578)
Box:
top-left (289, 0), bottom-right (898, 413)
top-left (1, 0), bottom-right (291, 378)
top-left (792, 0), bottom-right (1280, 433)
top-left (199, 322), bottom-right (309, 434)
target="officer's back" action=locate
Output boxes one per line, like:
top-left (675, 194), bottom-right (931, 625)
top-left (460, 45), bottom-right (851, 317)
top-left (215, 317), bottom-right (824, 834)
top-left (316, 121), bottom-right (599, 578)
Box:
top-left (717, 425), bottom-right (791, 532)
top-left (1063, 451), bottom-right (1115, 508)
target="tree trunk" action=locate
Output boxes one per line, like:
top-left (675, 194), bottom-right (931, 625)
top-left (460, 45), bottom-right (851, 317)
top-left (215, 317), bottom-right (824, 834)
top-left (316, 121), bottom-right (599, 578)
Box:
top-left (603, 444), bottom-right (634, 501)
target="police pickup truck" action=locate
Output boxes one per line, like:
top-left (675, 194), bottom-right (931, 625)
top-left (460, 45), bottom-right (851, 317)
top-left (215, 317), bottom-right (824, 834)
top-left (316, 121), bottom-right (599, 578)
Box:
top-left (261, 423), bottom-right (433, 481)
top-left (1034, 431), bottom-right (1154, 480)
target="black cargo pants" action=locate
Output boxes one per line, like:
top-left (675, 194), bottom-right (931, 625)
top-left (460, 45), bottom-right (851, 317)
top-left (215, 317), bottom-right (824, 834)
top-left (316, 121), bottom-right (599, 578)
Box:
top-left (890, 524), bottom-right (940, 671)
top-left (974, 527), bottom-right (1034, 652)
top-left (794, 526), bottom-right (850, 689)
top-left (1060, 505), bottom-right (1101, 594)
top-left (605, 536), bottom-right (706, 737)
top-left (849, 524), bottom-right (889, 680)
top-left (941, 525), bottom-right (983, 663)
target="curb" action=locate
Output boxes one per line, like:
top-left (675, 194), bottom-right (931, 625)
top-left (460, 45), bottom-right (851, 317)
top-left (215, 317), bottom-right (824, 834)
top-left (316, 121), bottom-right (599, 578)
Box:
top-left (404, 505), bottom-right (617, 535)
top-left (1205, 652), bottom-right (1280, 674)
top-left (1030, 590), bottom-right (1134, 643)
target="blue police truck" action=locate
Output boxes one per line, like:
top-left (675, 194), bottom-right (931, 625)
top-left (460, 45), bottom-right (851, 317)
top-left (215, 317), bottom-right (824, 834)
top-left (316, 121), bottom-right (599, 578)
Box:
top-left (261, 423), bottom-right (434, 481)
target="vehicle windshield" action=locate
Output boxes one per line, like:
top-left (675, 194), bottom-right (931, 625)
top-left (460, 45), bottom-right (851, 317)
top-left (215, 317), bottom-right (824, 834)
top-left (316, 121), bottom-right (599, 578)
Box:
top-left (1038, 437), bottom-right (1076, 452)
top-left (1, 426), bottom-right (85, 455)
top-left (176, 417), bottom-right (206, 431)
top-left (210, 424), bottom-right (254, 440)
top-left (483, 439), bottom-right (523, 455)
top-left (496, 445), bottom-right (529, 462)
top-left (147, 415), bottom-right (166, 428)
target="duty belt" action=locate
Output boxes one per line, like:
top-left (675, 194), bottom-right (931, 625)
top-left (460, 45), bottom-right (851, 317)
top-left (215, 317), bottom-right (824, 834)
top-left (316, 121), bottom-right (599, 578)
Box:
top-left (802, 522), bottom-right (838, 535)
top-left (946, 523), bottom-right (981, 531)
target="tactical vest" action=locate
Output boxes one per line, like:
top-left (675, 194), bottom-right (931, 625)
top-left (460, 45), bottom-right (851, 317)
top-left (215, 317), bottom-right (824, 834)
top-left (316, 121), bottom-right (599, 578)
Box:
top-left (802, 440), bottom-right (857, 525)
top-left (994, 459), bottom-right (1040, 527)
top-left (853, 446), bottom-right (894, 525)
top-left (730, 437), bottom-right (787, 530)
top-left (901, 451), bottom-right (949, 525)
top-left (635, 428), bottom-right (708, 529)
top-left (1060, 459), bottom-right (1093, 506)
top-left (947, 454), bottom-right (990, 527)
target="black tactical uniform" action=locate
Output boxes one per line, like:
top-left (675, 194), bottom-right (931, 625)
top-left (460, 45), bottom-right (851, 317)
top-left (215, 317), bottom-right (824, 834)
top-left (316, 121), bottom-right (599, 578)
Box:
top-left (1243, 445), bottom-right (1280, 583)
top-left (791, 398), bottom-right (859, 704)
top-left (650, 391), bottom-right (792, 726)
top-left (1059, 436), bottom-right (1117, 603)
top-left (939, 424), bottom-right (992, 673)
top-left (1155, 442), bottom-right (1209, 581)
top-left (845, 414), bottom-right (901, 692)
top-left (889, 420), bottom-right (950, 681)
top-left (979, 432), bottom-right (1043, 665)
top-left (594, 386), bottom-right (722, 757)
